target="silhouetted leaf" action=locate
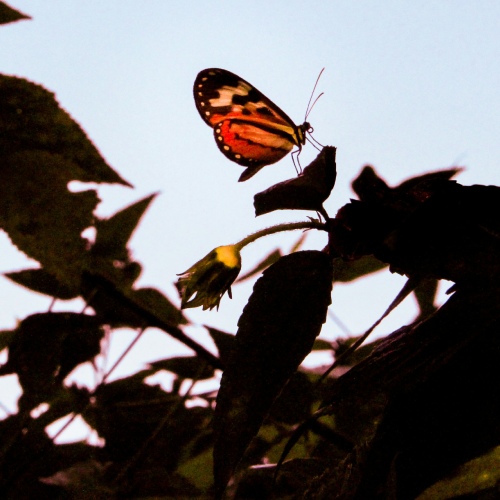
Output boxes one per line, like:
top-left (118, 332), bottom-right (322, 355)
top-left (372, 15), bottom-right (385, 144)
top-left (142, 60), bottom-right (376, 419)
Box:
top-left (236, 248), bottom-right (282, 283)
top-left (213, 250), bottom-right (333, 497)
top-left (124, 466), bottom-right (202, 498)
top-left (58, 320), bottom-right (105, 382)
top-left (83, 373), bottom-right (214, 474)
top-left (92, 193), bottom-right (157, 262)
top-left (330, 176), bottom-right (500, 287)
top-left (149, 356), bottom-right (214, 380)
top-left (385, 183), bottom-right (500, 283)
top-left (0, 313), bottom-right (103, 410)
top-left (332, 336), bottom-right (381, 367)
top-left (80, 272), bottom-right (222, 369)
top-left (312, 338), bottom-right (333, 351)
top-left (32, 385), bottom-right (90, 430)
top-left (351, 165), bottom-right (391, 202)
top-left (418, 445), bottom-right (500, 499)
top-left (269, 371), bottom-right (315, 424)
top-left (290, 231), bottom-right (308, 252)
top-left (233, 458), bottom-right (327, 500)
top-left (332, 255), bottom-right (387, 283)
top-left (0, 2), bottom-right (30, 25)
top-left (307, 286), bottom-right (500, 499)
top-left (207, 327), bottom-right (235, 366)
top-left (82, 279), bottom-right (186, 329)
top-left (0, 328), bottom-right (15, 351)
top-left (254, 146), bottom-right (336, 217)
top-left (352, 165), bottom-right (462, 203)
top-left (0, 75), bottom-right (131, 185)
top-left (0, 151), bottom-right (99, 284)
top-left (132, 287), bottom-right (187, 326)
top-left (40, 459), bottom-right (114, 498)
top-left (84, 376), bottom-right (179, 462)
top-left (176, 447), bottom-right (214, 492)
top-left (413, 276), bottom-right (439, 320)
top-left (396, 166), bottom-right (463, 194)
top-left (237, 234), bottom-right (307, 284)
top-left (0, 416), bottom-right (100, 497)
top-left (5, 268), bottom-right (79, 299)
top-left (81, 266), bottom-right (143, 327)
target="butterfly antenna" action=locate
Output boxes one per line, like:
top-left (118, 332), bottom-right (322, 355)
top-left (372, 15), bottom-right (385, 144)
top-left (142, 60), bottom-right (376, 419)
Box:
top-left (304, 68), bottom-right (325, 120)
top-left (305, 92), bottom-right (324, 121)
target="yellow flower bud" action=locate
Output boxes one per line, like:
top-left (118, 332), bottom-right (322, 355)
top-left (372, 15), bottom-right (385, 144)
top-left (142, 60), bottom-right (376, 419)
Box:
top-left (176, 245), bottom-right (242, 311)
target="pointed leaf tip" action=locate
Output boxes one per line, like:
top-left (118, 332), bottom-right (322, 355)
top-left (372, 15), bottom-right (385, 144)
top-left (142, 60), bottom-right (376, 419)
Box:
top-left (254, 146), bottom-right (336, 217)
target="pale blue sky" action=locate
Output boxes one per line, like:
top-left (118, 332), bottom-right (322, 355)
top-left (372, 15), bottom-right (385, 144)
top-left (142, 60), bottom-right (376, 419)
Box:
top-left (1, 1), bottom-right (499, 433)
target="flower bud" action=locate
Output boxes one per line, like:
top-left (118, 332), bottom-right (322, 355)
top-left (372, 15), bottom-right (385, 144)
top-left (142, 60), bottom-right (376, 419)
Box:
top-left (176, 245), bottom-right (242, 310)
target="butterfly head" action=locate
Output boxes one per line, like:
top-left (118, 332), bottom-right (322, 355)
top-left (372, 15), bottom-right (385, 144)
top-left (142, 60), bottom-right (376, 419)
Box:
top-left (297, 121), bottom-right (312, 146)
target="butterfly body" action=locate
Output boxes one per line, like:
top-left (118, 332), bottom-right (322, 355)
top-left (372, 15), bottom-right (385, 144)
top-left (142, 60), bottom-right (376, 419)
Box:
top-left (194, 68), bottom-right (310, 181)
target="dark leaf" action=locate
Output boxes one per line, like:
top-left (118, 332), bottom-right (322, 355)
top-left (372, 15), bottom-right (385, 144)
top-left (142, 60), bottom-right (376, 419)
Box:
top-left (0, 414), bottom-right (100, 497)
top-left (383, 183), bottom-right (500, 284)
top-left (80, 273), bottom-right (222, 369)
top-left (312, 338), bottom-right (333, 350)
top-left (132, 287), bottom-right (187, 326)
top-left (352, 165), bottom-right (462, 203)
top-left (0, 312), bottom-right (103, 410)
top-left (32, 385), bottom-right (90, 430)
top-left (329, 177), bottom-right (500, 287)
top-left (149, 356), bottom-right (215, 380)
top-left (0, 75), bottom-right (131, 185)
top-left (0, 151), bottom-right (99, 284)
top-left (213, 250), bottom-right (333, 497)
top-left (84, 375), bottom-right (213, 469)
top-left (0, 414), bottom-right (58, 499)
top-left (123, 466), bottom-right (202, 498)
top-left (81, 277), bottom-right (178, 330)
top-left (207, 327), bottom-right (235, 366)
top-left (332, 255), bottom-right (387, 283)
top-left (92, 193), bottom-right (157, 262)
top-left (0, 328), bottom-right (15, 351)
top-left (235, 248), bottom-right (282, 283)
top-left (307, 286), bottom-right (500, 499)
top-left (413, 276), bottom-right (439, 320)
top-left (58, 319), bottom-right (105, 382)
top-left (254, 146), bottom-right (336, 217)
top-left (176, 447), bottom-right (214, 492)
top-left (290, 231), bottom-right (308, 252)
top-left (0, 2), bottom-right (30, 25)
top-left (396, 166), bottom-right (463, 194)
top-left (332, 336), bottom-right (382, 367)
top-left (233, 458), bottom-right (327, 500)
top-left (269, 371), bottom-right (315, 424)
top-left (84, 376), bottom-right (179, 462)
top-left (351, 165), bottom-right (391, 202)
top-left (40, 459), bottom-right (114, 498)
top-left (236, 233), bottom-right (307, 284)
top-left (82, 262), bottom-right (143, 312)
top-left (5, 268), bottom-right (79, 299)
top-left (277, 458), bottom-right (333, 493)
top-left (330, 166), bottom-right (465, 264)
top-left (418, 445), bottom-right (500, 499)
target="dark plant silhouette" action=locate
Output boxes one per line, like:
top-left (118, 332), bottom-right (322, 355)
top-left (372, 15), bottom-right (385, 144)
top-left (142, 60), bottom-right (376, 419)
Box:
top-left (1, 4), bottom-right (500, 499)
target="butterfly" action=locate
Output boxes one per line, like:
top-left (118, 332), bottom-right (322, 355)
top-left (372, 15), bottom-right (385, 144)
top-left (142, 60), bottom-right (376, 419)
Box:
top-left (193, 68), bottom-right (313, 182)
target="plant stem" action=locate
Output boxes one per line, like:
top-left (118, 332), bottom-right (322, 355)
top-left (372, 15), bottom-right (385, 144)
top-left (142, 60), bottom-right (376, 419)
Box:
top-left (234, 220), bottom-right (326, 251)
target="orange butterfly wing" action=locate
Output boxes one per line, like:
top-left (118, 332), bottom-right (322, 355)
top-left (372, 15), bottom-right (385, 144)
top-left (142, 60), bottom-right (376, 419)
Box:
top-left (193, 68), bottom-right (309, 181)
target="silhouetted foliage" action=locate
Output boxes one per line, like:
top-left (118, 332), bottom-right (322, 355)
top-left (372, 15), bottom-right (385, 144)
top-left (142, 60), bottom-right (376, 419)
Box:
top-left (1, 6), bottom-right (500, 500)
